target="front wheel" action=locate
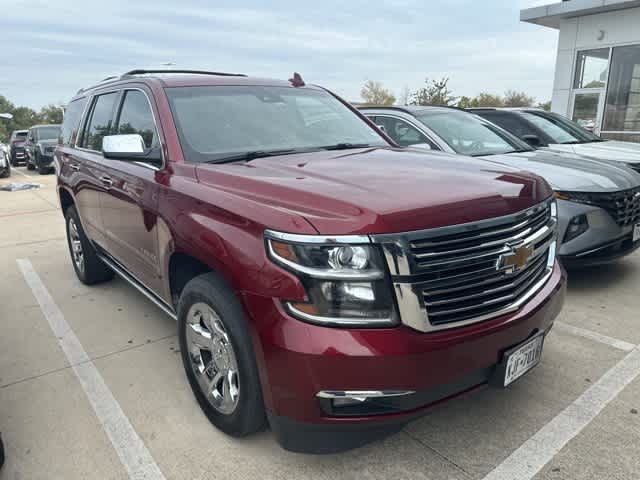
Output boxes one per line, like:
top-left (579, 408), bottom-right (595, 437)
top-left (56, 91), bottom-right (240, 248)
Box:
top-left (178, 273), bottom-right (266, 437)
top-left (64, 205), bottom-right (114, 285)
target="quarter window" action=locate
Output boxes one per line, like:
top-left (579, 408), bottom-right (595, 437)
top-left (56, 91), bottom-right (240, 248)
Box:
top-left (375, 116), bottom-right (435, 148)
top-left (115, 90), bottom-right (158, 148)
top-left (82, 92), bottom-right (118, 151)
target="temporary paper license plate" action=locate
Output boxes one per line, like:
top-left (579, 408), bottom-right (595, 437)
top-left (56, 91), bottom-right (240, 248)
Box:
top-left (633, 224), bottom-right (640, 242)
top-left (502, 333), bottom-right (545, 387)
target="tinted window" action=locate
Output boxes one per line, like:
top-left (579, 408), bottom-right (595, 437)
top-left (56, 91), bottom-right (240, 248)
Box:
top-left (416, 110), bottom-right (527, 156)
top-left (116, 90), bottom-right (157, 148)
top-left (603, 44), bottom-right (640, 133)
top-left (15, 132), bottom-right (27, 140)
top-left (528, 111), bottom-right (600, 143)
top-left (61, 98), bottom-right (87, 146)
top-left (83, 92), bottom-right (118, 151)
top-left (374, 116), bottom-right (436, 148)
top-left (475, 111), bottom-right (540, 140)
top-left (166, 85), bottom-right (387, 163)
top-left (519, 112), bottom-right (579, 144)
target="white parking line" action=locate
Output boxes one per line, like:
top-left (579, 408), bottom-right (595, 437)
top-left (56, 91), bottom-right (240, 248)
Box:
top-left (555, 321), bottom-right (637, 352)
top-left (17, 259), bottom-right (166, 480)
top-left (482, 345), bottom-right (640, 480)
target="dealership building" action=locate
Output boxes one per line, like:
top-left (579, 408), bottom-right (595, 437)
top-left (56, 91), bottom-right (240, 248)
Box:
top-left (522, 0), bottom-right (640, 142)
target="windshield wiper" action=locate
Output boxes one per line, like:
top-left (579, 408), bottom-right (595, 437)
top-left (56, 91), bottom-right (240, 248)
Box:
top-left (320, 143), bottom-right (373, 151)
top-left (205, 149), bottom-right (298, 164)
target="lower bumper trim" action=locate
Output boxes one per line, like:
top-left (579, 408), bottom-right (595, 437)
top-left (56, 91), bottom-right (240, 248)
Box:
top-left (561, 234), bottom-right (640, 266)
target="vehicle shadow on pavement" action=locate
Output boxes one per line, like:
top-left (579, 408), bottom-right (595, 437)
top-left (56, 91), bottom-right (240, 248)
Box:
top-left (565, 258), bottom-right (637, 292)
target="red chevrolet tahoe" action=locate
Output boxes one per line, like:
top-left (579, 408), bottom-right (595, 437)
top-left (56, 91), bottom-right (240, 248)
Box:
top-left (55, 69), bottom-right (566, 453)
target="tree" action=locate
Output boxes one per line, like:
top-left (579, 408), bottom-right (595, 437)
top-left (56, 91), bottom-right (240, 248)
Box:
top-left (537, 100), bottom-right (552, 111)
top-left (410, 77), bottom-right (457, 106)
top-left (360, 80), bottom-right (396, 105)
top-left (457, 93), bottom-right (504, 108)
top-left (38, 104), bottom-right (64, 124)
top-left (503, 90), bottom-right (535, 107)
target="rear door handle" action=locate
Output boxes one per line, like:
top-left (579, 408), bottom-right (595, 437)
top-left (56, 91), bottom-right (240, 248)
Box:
top-left (100, 176), bottom-right (113, 187)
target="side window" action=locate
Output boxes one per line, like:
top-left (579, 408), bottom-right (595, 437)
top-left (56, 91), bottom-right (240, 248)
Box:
top-left (82, 92), bottom-right (118, 151)
top-left (115, 90), bottom-right (158, 148)
top-left (60, 97), bottom-right (88, 146)
top-left (479, 112), bottom-right (538, 139)
top-left (376, 116), bottom-right (436, 148)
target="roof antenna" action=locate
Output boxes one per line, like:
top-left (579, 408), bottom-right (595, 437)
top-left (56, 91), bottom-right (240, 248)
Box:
top-left (289, 72), bottom-right (305, 87)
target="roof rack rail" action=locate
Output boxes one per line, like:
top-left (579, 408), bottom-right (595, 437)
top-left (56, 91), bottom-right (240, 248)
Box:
top-left (76, 69), bottom-right (247, 94)
top-left (120, 69), bottom-right (247, 78)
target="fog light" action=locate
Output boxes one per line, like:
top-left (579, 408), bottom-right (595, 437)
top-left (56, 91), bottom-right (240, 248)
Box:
top-left (564, 214), bottom-right (589, 243)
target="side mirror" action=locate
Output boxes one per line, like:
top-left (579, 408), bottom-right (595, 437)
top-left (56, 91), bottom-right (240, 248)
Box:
top-left (522, 134), bottom-right (542, 148)
top-left (102, 134), bottom-right (161, 164)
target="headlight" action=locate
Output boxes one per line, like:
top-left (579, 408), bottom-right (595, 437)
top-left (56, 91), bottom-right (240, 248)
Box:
top-left (265, 231), bottom-right (396, 327)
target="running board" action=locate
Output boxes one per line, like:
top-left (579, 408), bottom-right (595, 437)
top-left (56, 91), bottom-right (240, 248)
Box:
top-left (97, 253), bottom-right (178, 321)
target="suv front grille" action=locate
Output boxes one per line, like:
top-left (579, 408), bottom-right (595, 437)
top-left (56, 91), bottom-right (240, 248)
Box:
top-left (374, 199), bottom-right (556, 332)
top-left (578, 188), bottom-right (640, 227)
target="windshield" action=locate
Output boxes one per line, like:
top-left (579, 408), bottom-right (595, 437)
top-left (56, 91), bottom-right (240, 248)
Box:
top-left (415, 110), bottom-right (530, 156)
top-left (166, 85), bottom-right (388, 163)
top-left (519, 112), bottom-right (601, 144)
top-left (36, 126), bottom-right (61, 141)
top-left (15, 132), bottom-right (27, 140)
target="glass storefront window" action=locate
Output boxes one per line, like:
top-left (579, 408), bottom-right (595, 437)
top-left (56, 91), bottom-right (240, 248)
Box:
top-left (574, 49), bottom-right (610, 89)
top-left (572, 92), bottom-right (600, 132)
top-left (603, 45), bottom-right (640, 133)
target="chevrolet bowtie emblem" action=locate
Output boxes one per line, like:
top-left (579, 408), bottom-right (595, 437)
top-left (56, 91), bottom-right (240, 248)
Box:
top-left (497, 243), bottom-right (534, 274)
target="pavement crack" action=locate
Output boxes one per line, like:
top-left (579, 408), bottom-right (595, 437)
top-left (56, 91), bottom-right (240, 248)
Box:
top-left (401, 428), bottom-right (473, 479)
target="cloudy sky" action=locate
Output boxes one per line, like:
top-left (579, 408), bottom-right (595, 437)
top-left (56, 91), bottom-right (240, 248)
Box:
top-left (1, 0), bottom-right (557, 109)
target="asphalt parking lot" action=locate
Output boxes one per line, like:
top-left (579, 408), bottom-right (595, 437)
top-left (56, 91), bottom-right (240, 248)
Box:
top-left (1, 166), bottom-right (639, 480)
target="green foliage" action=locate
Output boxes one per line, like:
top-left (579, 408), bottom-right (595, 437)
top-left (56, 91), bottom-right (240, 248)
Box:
top-left (457, 93), bottom-right (505, 108)
top-left (410, 77), bottom-right (457, 106)
top-left (537, 100), bottom-right (552, 111)
top-left (503, 90), bottom-right (536, 107)
top-left (0, 95), bottom-right (64, 142)
top-left (361, 80), bottom-right (396, 106)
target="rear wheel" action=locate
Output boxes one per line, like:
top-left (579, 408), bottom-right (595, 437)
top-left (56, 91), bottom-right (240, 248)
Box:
top-left (64, 205), bottom-right (113, 285)
top-left (178, 273), bottom-right (266, 437)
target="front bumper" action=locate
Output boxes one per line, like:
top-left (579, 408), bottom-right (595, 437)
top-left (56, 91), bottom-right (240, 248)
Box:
top-left (242, 261), bottom-right (566, 453)
top-left (557, 199), bottom-right (640, 263)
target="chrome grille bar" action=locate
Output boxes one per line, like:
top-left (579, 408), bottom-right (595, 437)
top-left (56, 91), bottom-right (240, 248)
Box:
top-left (372, 198), bottom-right (556, 332)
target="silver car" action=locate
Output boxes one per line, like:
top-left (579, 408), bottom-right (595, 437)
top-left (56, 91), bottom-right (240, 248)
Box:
top-left (360, 106), bottom-right (640, 265)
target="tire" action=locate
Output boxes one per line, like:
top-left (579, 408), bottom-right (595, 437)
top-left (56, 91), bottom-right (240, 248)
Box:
top-left (38, 163), bottom-right (49, 175)
top-left (26, 157), bottom-right (35, 170)
top-left (64, 205), bottom-right (114, 285)
top-left (178, 272), bottom-right (266, 437)
top-left (0, 432), bottom-right (4, 470)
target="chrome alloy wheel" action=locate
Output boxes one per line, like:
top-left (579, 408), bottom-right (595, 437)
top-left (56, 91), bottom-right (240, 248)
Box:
top-left (186, 302), bottom-right (240, 414)
top-left (68, 218), bottom-right (85, 273)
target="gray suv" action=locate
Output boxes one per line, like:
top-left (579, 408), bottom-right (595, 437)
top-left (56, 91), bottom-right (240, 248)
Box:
top-left (25, 124), bottom-right (61, 174)
top-left (361, 106), bottom-right (640, 265)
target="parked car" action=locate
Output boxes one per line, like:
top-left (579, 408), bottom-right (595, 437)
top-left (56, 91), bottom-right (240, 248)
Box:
top-left (57, 69), bottom-right (565, 453)
top-left (469, 108), bottom-right (640, 172)
top-left (361, 106), bottom-right (640, 265)
top-left (8, 130), bottom-right (28, 166)
top-left (0, 142), bottom-right (10, 178)
top-left (25, 124), bottom-right (62, 174)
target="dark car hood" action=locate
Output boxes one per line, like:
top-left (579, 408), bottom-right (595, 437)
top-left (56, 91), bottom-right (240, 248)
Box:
top-left (480, 149), bottom-right (640, 192)
top-left (195, 148), bottom-right (551, 235)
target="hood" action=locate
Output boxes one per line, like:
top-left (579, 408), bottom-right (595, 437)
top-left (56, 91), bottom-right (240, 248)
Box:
top-left (544, 141), bottom-right (640, 164)
top-left (480, 149), bottom-right (640, 192)
top-left (194, 148), bottom-right (551, 235)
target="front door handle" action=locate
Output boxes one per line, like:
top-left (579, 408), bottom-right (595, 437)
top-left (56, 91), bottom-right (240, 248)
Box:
top-left (100, 176), bottom-right (113, 187)
top-left (69, 163), bottom-right (80, 171)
